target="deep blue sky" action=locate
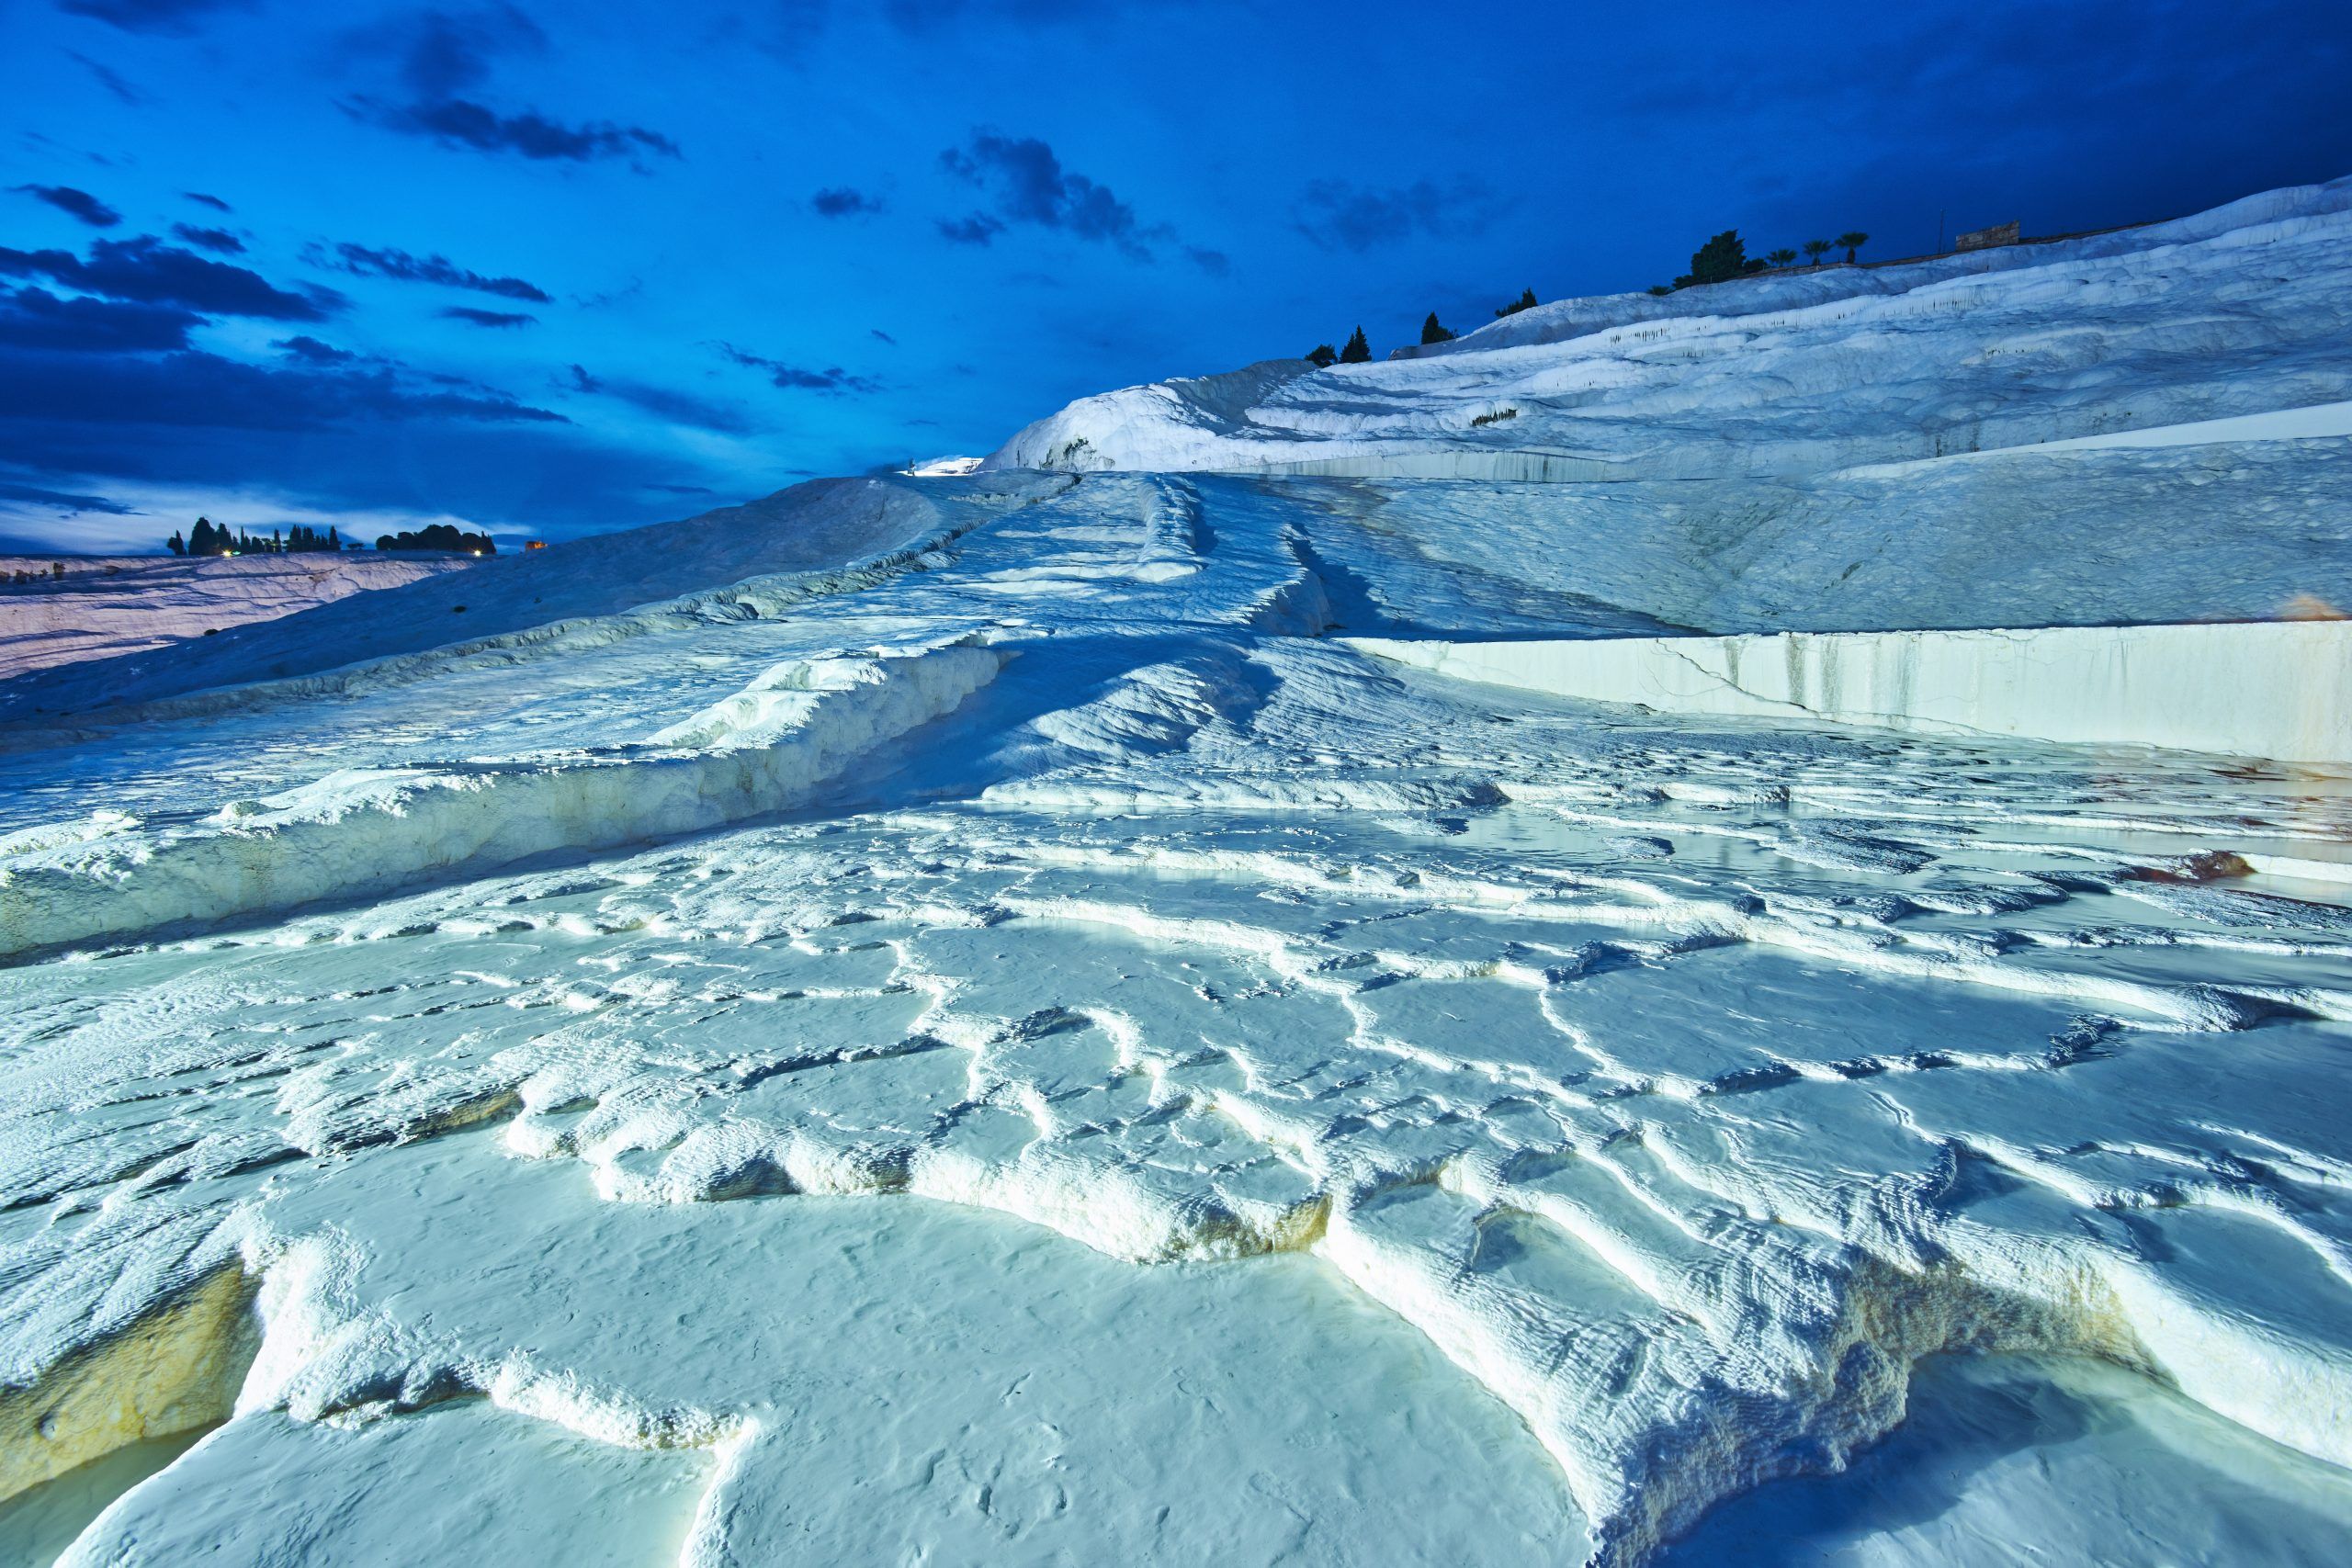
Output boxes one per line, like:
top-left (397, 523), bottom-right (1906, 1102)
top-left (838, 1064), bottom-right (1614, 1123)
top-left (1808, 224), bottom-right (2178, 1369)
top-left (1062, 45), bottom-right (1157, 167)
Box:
top-left (4, 0), bottom-right (2348, 551)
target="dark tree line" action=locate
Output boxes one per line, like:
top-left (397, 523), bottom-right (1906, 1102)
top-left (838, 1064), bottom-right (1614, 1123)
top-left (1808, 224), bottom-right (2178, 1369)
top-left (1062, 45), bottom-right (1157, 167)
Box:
top-left (170, 517), bottom-right (345, 557)
top-left (376, 524), bottom-right (497, 555)
top-left (1658, 229), bottom-right (1871, 292)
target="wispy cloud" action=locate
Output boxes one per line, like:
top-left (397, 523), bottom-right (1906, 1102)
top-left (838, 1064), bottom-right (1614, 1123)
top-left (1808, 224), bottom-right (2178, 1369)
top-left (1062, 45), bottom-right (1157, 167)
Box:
top-left (335, 7), bottom-right (680, 165)
top-left (57, 0), bottom-right (251, 37)
top-left (439, 306), bottom-right (536, 328)
top-left (712, 342), bottom-right (879, 395)
top-left (171, 224), bottom-right (243, 254)
top-left (311, 241), bottom-right (548, 302)
top-left (15, 184), bottom-right (121, 228)
top-left (1293, 177), bottom-right (1502, 253)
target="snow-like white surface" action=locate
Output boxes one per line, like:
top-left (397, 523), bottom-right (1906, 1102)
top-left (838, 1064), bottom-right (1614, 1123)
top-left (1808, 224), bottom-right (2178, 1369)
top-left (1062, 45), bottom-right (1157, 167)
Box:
top-left (0, 554), bottom-right (478, 682)
top-left (989, 176), bottom-right (2352, 493)
top-left (905, 454), bottom-right (987, 477)
top-left (1351, 619), bottom-right (2352, 762)
top-left (5, 179), bottom-right (2352, 1568)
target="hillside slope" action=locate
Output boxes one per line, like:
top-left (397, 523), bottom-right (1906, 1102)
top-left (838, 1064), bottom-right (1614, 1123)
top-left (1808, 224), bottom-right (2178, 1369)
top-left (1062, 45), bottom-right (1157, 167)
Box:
top-left (989, 176), bottom-right (2352, 485)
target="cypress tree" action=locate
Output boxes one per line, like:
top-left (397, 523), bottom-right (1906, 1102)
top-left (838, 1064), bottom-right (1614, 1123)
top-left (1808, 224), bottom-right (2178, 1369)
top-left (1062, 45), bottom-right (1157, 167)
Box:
top-left (1420, 312), bottom-right (1455, 344)
top-left (1339, 326), bottom-right (1372, 364)
top-left (327, 526), bottom-right (342, 551)
top-left (167, 530), bottom-right (186, 556)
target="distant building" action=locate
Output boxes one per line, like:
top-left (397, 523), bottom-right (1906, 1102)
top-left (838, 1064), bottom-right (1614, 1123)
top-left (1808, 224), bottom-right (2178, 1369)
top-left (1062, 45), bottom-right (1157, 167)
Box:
top-left (524, 539), bottom-right (546, 551)
top-left (1957, 220), bottom-right (2021, 253)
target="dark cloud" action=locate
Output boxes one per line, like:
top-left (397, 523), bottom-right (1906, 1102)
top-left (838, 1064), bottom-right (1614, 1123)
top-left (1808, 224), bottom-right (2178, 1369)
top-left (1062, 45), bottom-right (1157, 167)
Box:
top-left (0, 345), bottom-right (567, 434)
top-left (311, 242), bottom-right (549, 302)
top-left (337, 9), bottom-right (679, 166)
top-left (0, 288), bottom-right (200, 353)
top-left (566, 365), bottom-right (750, 433)
top-left (937, 129), bottom-right (1216, 267)
top-left (811, 186), bottom-right (884, 218)
top-left (646, 482), bottom-right (716, 495)
top-left (936, 212), bottom-right (1005, 246)
top-left (870, 328), bottom-right (897, 345)
top-left (170, 223), bottom-right (244, 254)
top-left (273, 335), bottom-right (357, 365)
top-left (56, 0), bottom-right (251, 36)
top-left (1292, 177), bottom-right (1502, 253)
top-left (357, 97), bottom-right (682, 163)
top-left (440, 306), bottom-right (535, 328)
top-left (16, 184), bottom-right (121, 228)
top-left (184, 192), bottom-right (232, 212)
top-left (383, 5), bottom-right (545, 98)
top-left (0, 480), bottom-right (141, 516)
top-left (940, 130), bottom-right (1145, 254)
top-left (67, 51), bottom-right (149, 106)
top-left (0, 236), bottom-right (341, 321)
top-left (713, 342), bottom-right (878, 395)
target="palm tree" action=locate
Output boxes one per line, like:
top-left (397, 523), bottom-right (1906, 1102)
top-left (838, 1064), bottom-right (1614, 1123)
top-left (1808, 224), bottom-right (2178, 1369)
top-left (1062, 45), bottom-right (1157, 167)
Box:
top-left (1838, 231), bottom-right (1870, 265)
top-left (1802, 239), bottom-right (1832, 266)
top-left (1767, 248), bottom-right (1797, 267)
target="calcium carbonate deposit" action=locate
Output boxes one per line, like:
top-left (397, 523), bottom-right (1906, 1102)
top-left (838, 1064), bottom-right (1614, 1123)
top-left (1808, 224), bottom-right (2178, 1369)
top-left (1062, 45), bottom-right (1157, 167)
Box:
top-left (5, 179), bottom-right (2352, 1566)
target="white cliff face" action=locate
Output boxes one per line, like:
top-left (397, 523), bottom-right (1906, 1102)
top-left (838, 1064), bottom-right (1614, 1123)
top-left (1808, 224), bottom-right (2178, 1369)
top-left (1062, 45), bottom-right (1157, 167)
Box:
top-left (5, 186), bottom-right (2352, 1568)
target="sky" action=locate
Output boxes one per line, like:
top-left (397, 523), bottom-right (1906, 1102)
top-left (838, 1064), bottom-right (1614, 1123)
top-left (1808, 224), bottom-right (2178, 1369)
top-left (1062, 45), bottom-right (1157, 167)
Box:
top-left (3, 0), bottom-right (2349, 553)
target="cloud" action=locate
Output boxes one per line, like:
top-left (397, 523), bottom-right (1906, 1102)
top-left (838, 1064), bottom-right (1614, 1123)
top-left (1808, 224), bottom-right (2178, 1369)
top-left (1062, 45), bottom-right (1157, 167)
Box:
top-left (566, 365), bottom-right (750, 433)
top-left (273, 335), bottom-right (357, 365)
top-left (0, 287), bottom-right (201, 353)
top-left (170, 223), bottom-right (243, 254)
top-left (337, 9), bottom-right (680, 166)
top-left (870, 328), bottom-right (897, 345)
top-left (16, 184), bottom-right (121, 228)
top-left (936, 212), bottom-right (1005, 246)
top-left (68, 51), bottom-right (149, 106)
top-left (359, 97), bottom-right (682, 163)
top-left (937, 129), bottom-right (1217, 267)
top-left (0, 345), bottom-right (567, 433)
top-left (0, 479), bottom-right (141, 515)
top-left (1293, 177), bottom-right (1501, 253)
top-left (0, 235), bottom-right (342, 320)
top-left (647, 482), bottom-right (716, 496)
top-left (311, 242), bottom-right (548, 302)
top-left (56, 0), bottom-right (251, 35)
top-left (940, 130), bottom-right (1141, 252)
top-left (811, 186), bottom-right (884, 218)
top-left (184, 192), bottom-right (232, 212)
top-left (440, 306), bottom-right (535, 328)
top-left (713, 342), bottom-right (878, 395)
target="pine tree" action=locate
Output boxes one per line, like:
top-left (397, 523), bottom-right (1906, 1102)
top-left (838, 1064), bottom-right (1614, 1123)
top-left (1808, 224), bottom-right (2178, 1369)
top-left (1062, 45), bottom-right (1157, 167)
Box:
top-left (1420, 312), bottom-right (1455, 345)
top-left (1496, 288), bottom-right (1538, 318)
top-left (1837, 231), bottom-right (1870, 265)
top-left (1339, 326), bottom-right (1372, 364)
top-left (1305, 344), bottom-right (1338, 367)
